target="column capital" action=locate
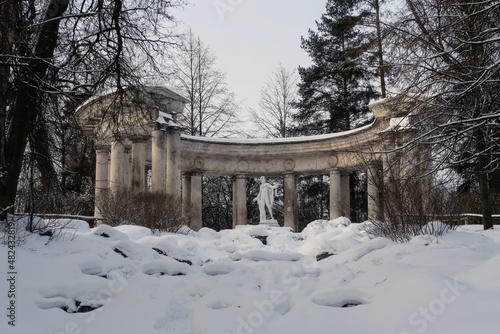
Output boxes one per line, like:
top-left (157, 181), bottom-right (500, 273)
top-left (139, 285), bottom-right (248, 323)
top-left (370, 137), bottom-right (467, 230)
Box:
top-left (155, 122), bottom-right (167, 132)
top-left (186, 171), bottom-right (204, 177)
top-left (166, 126), bottom-right (182, 134)
top-left (130, 135), bottom-right (149, 143)
top-left (328, 168), bottom-right (341, 175)
top-left (95, 144), bottom-right (110, 152)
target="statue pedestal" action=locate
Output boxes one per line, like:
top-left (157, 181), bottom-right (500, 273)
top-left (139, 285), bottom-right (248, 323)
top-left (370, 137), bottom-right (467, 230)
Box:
top-left (259, 219), bottom-right (280, 228)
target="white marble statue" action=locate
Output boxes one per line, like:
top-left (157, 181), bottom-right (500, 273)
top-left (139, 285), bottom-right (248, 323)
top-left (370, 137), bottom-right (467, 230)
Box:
top-left (254, 176), bottom-right (279, 222)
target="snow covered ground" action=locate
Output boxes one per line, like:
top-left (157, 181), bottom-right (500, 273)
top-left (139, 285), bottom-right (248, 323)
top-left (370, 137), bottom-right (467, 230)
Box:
top-left (2, 217), bottom-right (500, 334)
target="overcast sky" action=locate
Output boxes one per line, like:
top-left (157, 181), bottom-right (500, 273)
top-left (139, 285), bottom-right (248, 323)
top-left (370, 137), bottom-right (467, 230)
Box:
top-left (172, 0), bottom-right (327, 114)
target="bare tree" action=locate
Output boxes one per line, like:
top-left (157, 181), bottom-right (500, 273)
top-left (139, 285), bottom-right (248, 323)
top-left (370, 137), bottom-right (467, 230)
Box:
top-left (251, 63), bottom-right (298, 138)
top-left (385, 0), bottom-right (500, 229)
top-left (0, 0), bottom-right (185, 217)
top-left (166, 30), bottom-right (241, 230)
top-left (367, 0), bottom-right (387, 98)
top-left (169, 30), bottom-right (239, 137)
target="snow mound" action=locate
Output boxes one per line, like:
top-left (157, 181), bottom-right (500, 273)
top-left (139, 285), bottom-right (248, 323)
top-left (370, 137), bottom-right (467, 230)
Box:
top-left (112, 240), bottom-right (160, 261)
top-left (4, 219), bottom-right (500, 334)
top-left (202, 261), bottom-right (235, 276)
top-left (311, 288), bottom-right (372, 308)
top-left (198, 227), bottom-right (220, 239)
top-left (302, 217), bottom-right (351, 239)
top-left (142, 258), bottom-right (192, 276)
top-left (149, 237), bottom-right (204, 265)
top-left (114, 225), bottom-right (152, 240)
top-left (232, 249), bottom-right (301, 262)
top-left (91, 224), bottom-right (129, 240)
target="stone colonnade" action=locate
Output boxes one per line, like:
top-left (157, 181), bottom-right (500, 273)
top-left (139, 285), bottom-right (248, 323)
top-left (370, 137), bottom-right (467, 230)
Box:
top-left (77, 87), bottom-right (190, 221)
top-left (175, 100), bottom-right (401, 231)
top-left (81, 88), bottom-right (418, 232)
top-left (179, 165), bottom-right (383, 231)
top-left (95, 130), bottom-right (386, 232)
top-left (93, 119), bottom-right (183, 217)
top-left (95, 140), bottom-right (384, 230)
top-left (227, 170), bottom-right (373, 229)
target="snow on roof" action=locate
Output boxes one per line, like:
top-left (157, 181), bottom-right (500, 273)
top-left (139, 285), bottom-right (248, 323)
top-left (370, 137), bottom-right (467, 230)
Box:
top-left (181, 121), bottom-right (376, 145)
top-left (383, 115), bottom-right (416, 132)
top-left (76, 85), bottom-right (189, 115)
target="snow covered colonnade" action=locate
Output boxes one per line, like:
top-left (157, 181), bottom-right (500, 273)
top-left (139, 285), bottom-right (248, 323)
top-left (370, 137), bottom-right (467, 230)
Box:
top-left (77, 86), bottom-right (416, 231)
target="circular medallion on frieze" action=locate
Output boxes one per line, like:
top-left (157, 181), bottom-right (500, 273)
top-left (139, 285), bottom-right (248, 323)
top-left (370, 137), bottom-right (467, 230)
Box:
top-left (328, 154), bottom-right (338, 167)
top-left (194, 157), bottom-right (205, 170)
top-left (283, 159), bottom-right (295, 171)
top-left (237, 160), bottom-right (249, 172)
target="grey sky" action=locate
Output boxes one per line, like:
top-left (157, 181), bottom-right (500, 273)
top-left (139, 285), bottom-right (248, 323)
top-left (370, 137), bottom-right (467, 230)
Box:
top-left (173, 1), bottom-right (326, 113)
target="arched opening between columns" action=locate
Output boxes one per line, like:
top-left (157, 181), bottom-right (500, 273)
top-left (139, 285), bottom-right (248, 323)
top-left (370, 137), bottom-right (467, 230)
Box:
top-left (181, 169), bottom-right (381, 233)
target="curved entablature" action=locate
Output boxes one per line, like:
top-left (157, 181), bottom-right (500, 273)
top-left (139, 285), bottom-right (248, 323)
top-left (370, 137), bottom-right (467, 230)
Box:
top-left (180, 101), bottom-right (392, 176)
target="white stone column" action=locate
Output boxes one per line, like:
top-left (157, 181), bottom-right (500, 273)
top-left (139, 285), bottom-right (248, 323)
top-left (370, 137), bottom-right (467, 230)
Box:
top-left (166, 128), bottom-right (182, 200)
top-left (382, 151), bottom-right (395, 221)
top-left (123, 145), bottom-right (131, 190)
top-left (110, 141), bottom-right (126, 194)
top-left (417, 145), bottom-right (432, 199)
top-left (151, 128), bottom-right (166, 193)
top-left (232, 175), bottom-right (247, 228)
top-left (182, 174), bottom-right (192, 225)
top-left (131, 137), bottom-right (147, 193)
top-left (341, 173), bottom-right (351, 220)
top-left (190, 173), bottom-right (203, 231)
top-left (329, 169), bottom-right (341, 220)
top-left (94, 145), bottom-right (110, 217)
top-left (283, 174), bottom-right (297, 231)
top-left (368, 162), bottom-right (382, 221)
top-left (383, 138), bottom-right (400, 185)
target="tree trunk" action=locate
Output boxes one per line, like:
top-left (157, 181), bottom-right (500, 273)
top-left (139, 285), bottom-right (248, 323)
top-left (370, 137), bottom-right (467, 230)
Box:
top-left (32, 118), bottom-right (60, 192)
top-left (476, 128), bottom-right (494, 230)
top-left (0, 0), bottom-right (19, 216)
top-left (374, 0), bottom-right (386, 98)
top-left (479, 170), bottom-right (493, 230)
top-left (1, 0), bottom-right (69, 211)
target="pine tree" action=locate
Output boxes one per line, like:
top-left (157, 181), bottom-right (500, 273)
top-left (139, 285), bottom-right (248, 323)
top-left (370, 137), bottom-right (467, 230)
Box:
top-left (293, 0), bottom-right (381, 226)
top-left (294, 0), bottom-right (379, 135)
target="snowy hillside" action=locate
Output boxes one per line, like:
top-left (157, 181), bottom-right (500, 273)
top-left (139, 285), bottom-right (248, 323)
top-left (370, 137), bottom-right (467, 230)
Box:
top-left (2, 218), bottom-right (500, 334)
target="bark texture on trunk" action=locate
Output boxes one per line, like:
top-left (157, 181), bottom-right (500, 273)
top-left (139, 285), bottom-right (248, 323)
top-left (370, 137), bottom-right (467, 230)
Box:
top-left (1, 0), bottom-right (69, 211)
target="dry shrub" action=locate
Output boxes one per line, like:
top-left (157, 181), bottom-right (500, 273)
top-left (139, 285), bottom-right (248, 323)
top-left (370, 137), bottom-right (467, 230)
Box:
top-left (95, 191), bottom-right (183, 233)
top-left (16, 188), bottom-right (95, 217)
top-left (0, 214), bottom-right (33, 246)
top-left (367, 176), bottom-right (462, 242)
